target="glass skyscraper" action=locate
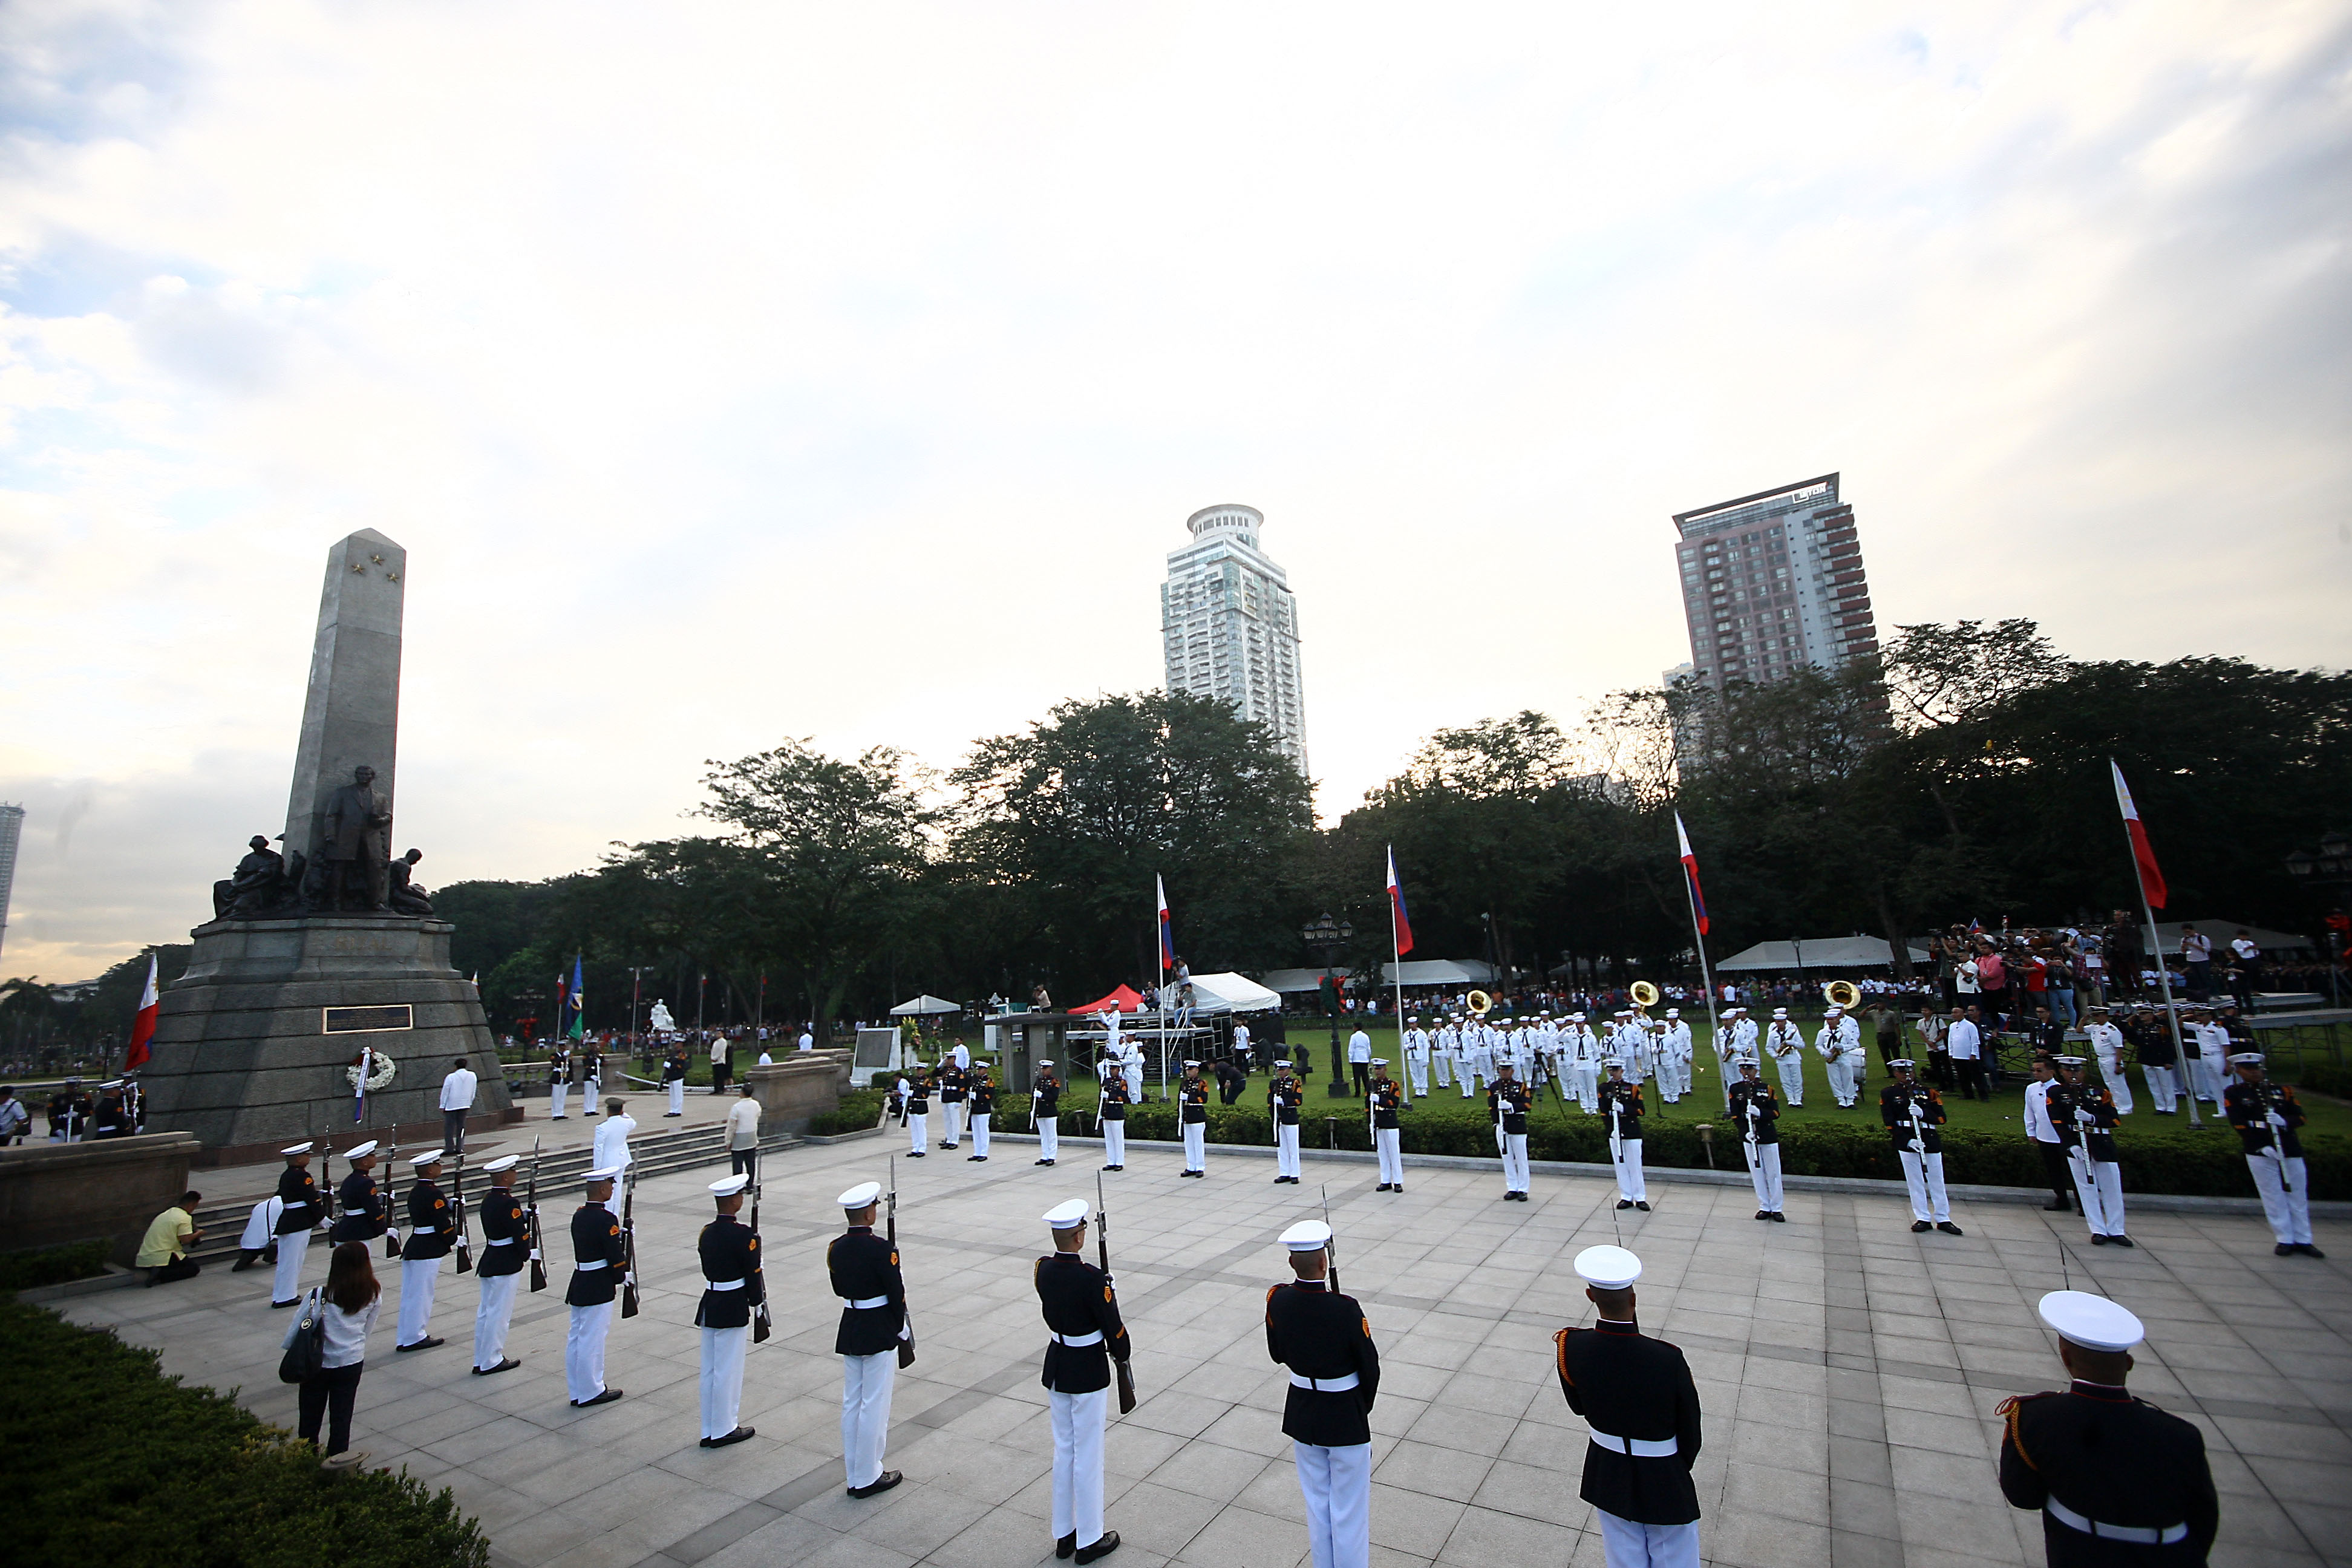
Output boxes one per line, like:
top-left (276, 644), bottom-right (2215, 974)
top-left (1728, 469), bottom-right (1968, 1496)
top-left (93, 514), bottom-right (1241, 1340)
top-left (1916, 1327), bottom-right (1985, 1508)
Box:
top-left (1160, 504), bottom-right (1308, 774)
top-left (1672, 474), bottom-right (1878, 690)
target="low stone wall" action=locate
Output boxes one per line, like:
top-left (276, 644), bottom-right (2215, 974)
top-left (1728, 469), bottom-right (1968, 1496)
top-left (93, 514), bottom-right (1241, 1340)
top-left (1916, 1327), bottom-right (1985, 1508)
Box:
top-left (0, 1132), bottom-right (204, 1264)
top-left (745, 1051), bottom-right (850, 1137)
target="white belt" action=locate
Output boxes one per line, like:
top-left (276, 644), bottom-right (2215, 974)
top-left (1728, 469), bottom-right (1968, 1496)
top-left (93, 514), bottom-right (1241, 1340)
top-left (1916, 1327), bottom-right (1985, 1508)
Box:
top-left (1289, 1371), bottom-right (1360, 1391)
top-left (704, 1278), bottom-right (746, 1291)
top-left (413, 1226), bottom-right (438, 1235)
top-left (1587, 1428), bottom-right (1678, 1457)
top-left (844, 1295), bottom-right (890, 1310)
top-left (1051, 1330), bottom-right (1103, 1347)
top-left (575, 1260), bottom-right (608, 1270)
top-left (486, 1236), bottom-right (517, 1246)
top-left (2046, 1498), bottom-right (2187, 1545)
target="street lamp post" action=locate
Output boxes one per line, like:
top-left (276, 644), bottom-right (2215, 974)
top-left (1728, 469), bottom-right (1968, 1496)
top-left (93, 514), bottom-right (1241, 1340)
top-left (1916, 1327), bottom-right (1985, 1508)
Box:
top-left (1302, 913), bottom-right (1355, 1098)
top-left (2284, 832), bottom-right (2352, 1009)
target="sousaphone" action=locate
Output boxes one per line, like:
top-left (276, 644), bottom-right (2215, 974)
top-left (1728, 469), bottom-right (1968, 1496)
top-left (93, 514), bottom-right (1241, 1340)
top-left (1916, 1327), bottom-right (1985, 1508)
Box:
top-left (1630, 980), bottom-right (1661, 1016)
top-left (1466, 990), bottom-right (1492, 1016)
top-left (1823, 979), bottom-right (1861, 1010)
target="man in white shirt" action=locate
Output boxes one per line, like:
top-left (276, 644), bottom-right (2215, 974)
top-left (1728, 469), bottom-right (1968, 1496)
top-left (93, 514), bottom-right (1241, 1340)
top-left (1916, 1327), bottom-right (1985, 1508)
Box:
top-left (2187, 1008), bottom-right (2232, 1105)
top-left (2080, 1006), bottom-right (2134, 1114)
top-left (725, 1084), bottom-right (763, 1179)
top-left (440, 1057), bottom-right (479, 1154)
top-left (2021, 1059), bottom-right (2076, 1213)
top-left (1230, 1019), bottom-right (1252, 1073)
top-left (592, 1099), bottom-right (637, 1172)
top-left (1347, 1027), bottom-right (1373, 1096)
top-left (1945, 1007), bottom-right (1987, 1100)
top-left (1765, 1010), bottom-right (1807, 1106)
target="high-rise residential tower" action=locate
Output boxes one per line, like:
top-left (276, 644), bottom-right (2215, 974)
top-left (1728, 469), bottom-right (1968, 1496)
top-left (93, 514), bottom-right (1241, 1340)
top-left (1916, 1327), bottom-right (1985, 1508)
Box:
top-left (0, 803), bottom-right (22, 959)
top-left (1160, 503), bottom-right (1308, 774)
top-left (1671, 473), bottom-right (1878, 690)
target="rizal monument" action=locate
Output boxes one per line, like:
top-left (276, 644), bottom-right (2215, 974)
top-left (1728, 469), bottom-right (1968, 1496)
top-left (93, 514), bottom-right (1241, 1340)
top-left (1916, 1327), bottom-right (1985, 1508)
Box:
top-left (140, 531), bottom-right (515, 1161)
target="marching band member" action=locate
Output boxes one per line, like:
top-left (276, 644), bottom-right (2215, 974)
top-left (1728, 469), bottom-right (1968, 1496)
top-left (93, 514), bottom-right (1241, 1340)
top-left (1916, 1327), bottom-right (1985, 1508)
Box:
top-left (1765, 1009), bottom-right (1807, 1107)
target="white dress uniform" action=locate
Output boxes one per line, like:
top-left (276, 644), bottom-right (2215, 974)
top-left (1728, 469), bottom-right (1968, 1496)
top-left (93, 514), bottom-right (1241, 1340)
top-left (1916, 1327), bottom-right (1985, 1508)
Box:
top-left (1466, 1025), bottom-right (1494, 1092)
top-left (696, 1173), bottom-right (762, 1446)
top-left (1038, 1200), bottom-right (1127, 1561)
top-left (1403, 1024), bottom-right (1431, 1096)
top-left (1816, 1011), bottom-right (1861, 1106)
top-left (1659, 1016), bottom-right (1694, 1103)
top-left (2083, 1019), bottom-right (2135, 1114)
top-left (1434, 1022), bottom-right (1457, 1088)
top-left (239, 1194), bottom-right (286, 1256)
top-left (1566, 1019), bottom-right (1602, 1111)
top-left (2190, 1021), bottom-right (2232, 1103)
top-left (1732, 1013), bottom-right (1760, 1065)
top-left (592, 1111), bottom-right (636, 1172)
top-left (1766, 1016), bottom-right (1807, 1106)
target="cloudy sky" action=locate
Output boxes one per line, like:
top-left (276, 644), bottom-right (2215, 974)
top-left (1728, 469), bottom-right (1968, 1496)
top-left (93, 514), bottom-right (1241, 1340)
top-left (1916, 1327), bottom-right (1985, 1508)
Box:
top-left (2, 0), bottom-right (2347, 979)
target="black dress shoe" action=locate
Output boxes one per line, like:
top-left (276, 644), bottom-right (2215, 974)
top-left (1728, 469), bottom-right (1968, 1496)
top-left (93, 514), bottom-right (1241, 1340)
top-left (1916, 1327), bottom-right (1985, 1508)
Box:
top-left (2297, 1243), bottom-right (2327, 1258)
top-left (1058, 1532), bottom-right (1078, 1560)
top-left (572, 1388), bottom-right (625, 1406)
top-left (704, 1425), bottom-right (756, 1448)
top-left (909, 1151), bottom-right (924, 1158)
top-left (1771, 1212), bottom-right (1786, 1222)
top-left (2110, 1235), bottom-right (2134, 1247)
top-left (1936, 1221), bottom-right (1963, 1236)
top-left (1393, 1184), bottom-right (1403, 1194)
top-left (271, 1298), bottom-right (301, 1309)
top-left (1615, 1200), bottom-right (1633, 1210)
top-left (1376, 1183), bottom-right (1391, 1192)
top-left (969, 1155), bottom-right (983, 1161)
top-left (1635, 1201), bottom-right (1650, 1212)
top-left (394, 1336), bottom-right (445, 1352)
top-left (847, 1469), bottom-right (902, 1498)
top-left (2091, 1234), bottom-right (2108, 1246)
top-left (1076, 1531), bottom-right (1120, 1564)
top-left (1106, 1165), bottom-right (1123, 1172)
top-left (1911, 1220), bottom-right (1932, 1233)
top-left (471, 1357), bottom-right (521, 1376)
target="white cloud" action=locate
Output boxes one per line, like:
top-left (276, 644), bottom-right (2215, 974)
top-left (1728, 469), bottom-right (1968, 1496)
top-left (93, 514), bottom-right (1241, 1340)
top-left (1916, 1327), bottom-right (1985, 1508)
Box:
top-left (2, 0), bottom-right (2348, 976)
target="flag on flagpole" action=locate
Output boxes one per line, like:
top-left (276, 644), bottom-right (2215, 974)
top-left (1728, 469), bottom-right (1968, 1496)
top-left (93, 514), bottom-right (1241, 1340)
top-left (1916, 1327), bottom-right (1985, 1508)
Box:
top-left (1675, 814), bottom-right (1709, 935)
top-left (2111, 760), bottom-right (2169, 909)
top-left (1156, 876), bottom-right (1176, 972)
top-left (124, 953), bottom-right (159, 1070)
top-left (1387, 848), bottom-right (1415, 955)
top-left (564, 954), bottom-right (586, 1039)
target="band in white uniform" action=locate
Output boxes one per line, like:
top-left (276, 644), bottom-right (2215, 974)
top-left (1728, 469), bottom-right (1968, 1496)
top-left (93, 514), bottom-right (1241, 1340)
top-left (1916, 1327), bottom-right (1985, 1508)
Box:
top-left (1765, 1008), bottom-right (1807, 1106)
top-left (2080, 1007), bottom-right (2135, 1116)
top-left (1815, 1006), bottom-right (1861, 1107)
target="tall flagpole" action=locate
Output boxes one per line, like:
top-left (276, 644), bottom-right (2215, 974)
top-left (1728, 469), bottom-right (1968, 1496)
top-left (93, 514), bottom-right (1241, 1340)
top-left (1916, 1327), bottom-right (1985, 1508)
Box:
top-left (1677, 813), bottom-right (1729, 1112)
top-left (2112, 761), bottom-right (2198, 1128)
top-left (1391, 856), bottom-right (1410, 1104)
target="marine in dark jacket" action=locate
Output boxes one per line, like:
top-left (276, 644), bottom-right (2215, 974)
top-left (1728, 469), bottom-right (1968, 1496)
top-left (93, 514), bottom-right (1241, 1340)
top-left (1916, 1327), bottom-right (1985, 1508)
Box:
top-left (830, 1180), bottom-right (906, 1497)
top-left (1267, 1220), bottom-right (1380, 1568)
top-left (1553, 1245), bottom-right (1702, 1566)
top-left (328, 1140), bottom-right (394, 1246)
top-left (269, 1142), bottom-right (324, 1307)
top-left (1726, 1063), bottom-right (1785, 1220)
top-left (1037, 1199), bottom-right (1130, 1565)
top-left (563, 1168), bottom-right (627, 1408)
top-left (1999, 1290), bottom-right (2216, 1566)
top-left (2224, 1054), bottom-right (2322, 1256)
top-left (694, 1172), bottom-right (763, 1448)
top-left (470, 1155), bottom-right (528, 1375)
top-left (394, 1149), bottom-right (457, 1353)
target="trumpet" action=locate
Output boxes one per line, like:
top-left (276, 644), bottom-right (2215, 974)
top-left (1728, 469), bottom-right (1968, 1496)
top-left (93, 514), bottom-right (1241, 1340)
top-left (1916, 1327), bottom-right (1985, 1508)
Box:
top-left (1466, 990), bottom-right (1492, 1016)
top-left (1823, 979), bottom-right (1861, 1010)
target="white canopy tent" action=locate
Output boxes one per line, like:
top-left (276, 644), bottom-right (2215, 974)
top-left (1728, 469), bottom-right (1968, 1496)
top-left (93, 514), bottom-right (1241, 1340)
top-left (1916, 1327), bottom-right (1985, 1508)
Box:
top-left (888, 994), bottom-right (962, 1016)
top-left (1714, 936), bottom-right (1929, 972)
top-left (1181, 972), bottom-right (1284, 1014)
top-left (1258, 968), bottom-right (1335, 994)
top-left (1382, 959), bottom-right (1502, 987)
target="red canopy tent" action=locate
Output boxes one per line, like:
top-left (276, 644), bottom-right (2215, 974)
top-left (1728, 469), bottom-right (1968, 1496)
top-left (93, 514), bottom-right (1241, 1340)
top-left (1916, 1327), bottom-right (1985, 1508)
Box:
top-left (1068, 984), bottom-right (1146, 1014)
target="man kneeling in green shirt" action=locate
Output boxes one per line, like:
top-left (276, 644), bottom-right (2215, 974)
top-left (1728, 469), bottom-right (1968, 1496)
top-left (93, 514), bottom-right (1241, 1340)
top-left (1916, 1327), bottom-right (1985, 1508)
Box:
top-left (137, 1191), bottom-right (204, 1286)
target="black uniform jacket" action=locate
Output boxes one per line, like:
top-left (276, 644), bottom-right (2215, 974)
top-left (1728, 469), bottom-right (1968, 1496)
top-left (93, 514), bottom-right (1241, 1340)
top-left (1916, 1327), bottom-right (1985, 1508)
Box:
top-left (969, 1079), bottom-right (996, 1115)
top-left (477, 1186), bottom-right (528, 1278)
top-left (1265, 1279), bottom-right (1380, 1448)
top-left (1033, 1074), bottom-right (1062, 1117)
top-left (1034, 1250), bottom-right (1130, 1394)
top-left (662, 1056), bottom-right (688, 1083)
top-left (1602, 1082), bottom-right (1644, 1140)
top-left (565, 1201), bottom-right (627, 1306)
top-left (1555, 1318), bottom-right (1702, 1526)
top-left (1180, 1077), bottom-right (1208, 1123)
top-left (2126, 1018), bottom-right (2175, 1068)
top-left (1270, 1076), bottom-right (1303, 1126)
top-left (1881, 1082), bottom-right (1947, 1154)
top-left (2224, 1080), bottom-right (2305, 1158)
top-left (2073, 1088), bottom-right (2121, 1164)
top-left (1371, 1082), bottom-right (1402, 1131)
top-left (405, 1179), bottom-right (458, 1260)
top-left (275, 1165), bottom-right (323, 1235)
top-left (1099, 1076), bottom-right (1130, 1121)
top-left (1998, 1381), bottom-right (2217, 1564)
top-left (694, 1215), bottom-right (765, 1329)
top-left (1726, 1080), bottom-right (1780, 1146)
top-left (906, 1076), bottom-right (931, 1114)
top-left (829, 1227), bottom-right (907, 1355)
top-left (938, 1065), bottom-right (967, 1103)
top-left (330, 1169), bottom-right (390, 1243)
top-left (1489, 1080), bottom-right (1530, 1134)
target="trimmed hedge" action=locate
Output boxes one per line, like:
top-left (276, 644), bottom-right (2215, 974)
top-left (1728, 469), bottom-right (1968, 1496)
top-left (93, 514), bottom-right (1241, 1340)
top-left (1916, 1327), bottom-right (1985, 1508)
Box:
top-left (810, 1090), bottom-right (886, 1136)
top-left (0, 1239), bottom-right (110, 1292)
top-left (0, 1296), bottom-right (491, 1568)
top-left (2300, 1063), bottom-right (2352, 1100)
top-left (1041, 1100), bottom-right (2347, 1200)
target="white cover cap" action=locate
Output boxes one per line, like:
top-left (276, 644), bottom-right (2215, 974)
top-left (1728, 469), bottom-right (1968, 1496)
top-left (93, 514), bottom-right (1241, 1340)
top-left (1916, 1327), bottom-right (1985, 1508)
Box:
top-left (281, 1142), bottom-right (314, 1156)
top-left (1570, 1013), bottom-right (1586, 1022)
top-left (2227, 1052), bottom-right (2264, 1066)
top-left (1372, 1057), bottom-right (1389, 1067)
top-left (1037, 1059), bottom-right (1054, 1068)
top-left (1274, 1059), bottom-right (1292, 1068)
top-left (2037, 1290), bottom-right (2145, 1352)
top-left (481, 1154), bottom-right (521, 1173)
top-left (838, 1181), bottom-right (882, 1208)
top-left (1044, 1198), bottom-right (1089, 1229)
top-left (1826, 1006), bottom-right (1844, 1016)
top-left (1183, 1059), bottom-right (1201, 1068)
top-left (583, 1165), bottom-right (622, 1182)
top-left (708, 1173), bottom-right (751, 1197)
top-left (1280, 1220), bottom-right (1333, 1251)
top-left (344, 1140), bottom-right (380, 1159)
top-left (409, 1150), bottom-right (448, 1168)
top-left (1665, 1010), bottom-right (1679, 1018)
top-left (1575, 1244), bottom-right (1643, 1289)
top-left (1772, 1008), bottom-right (1789, 1019)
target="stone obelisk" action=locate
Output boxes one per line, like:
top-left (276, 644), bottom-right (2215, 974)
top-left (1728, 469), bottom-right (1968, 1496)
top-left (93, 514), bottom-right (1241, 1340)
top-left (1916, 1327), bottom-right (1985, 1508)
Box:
top-left (141, 531), bottom-right (512, 1161)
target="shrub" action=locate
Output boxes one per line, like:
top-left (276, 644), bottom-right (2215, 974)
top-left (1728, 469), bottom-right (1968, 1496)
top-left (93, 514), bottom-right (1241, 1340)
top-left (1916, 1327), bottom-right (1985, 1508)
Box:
top-left (809, 1091), bottom-right (886, 1136)
top-left (2299, 1062), bottom-right (2352, 1100)
top-left (0, 1296), bottom-right (491, 1568)
top-left (0, 1239), bottom-right (111, 1293)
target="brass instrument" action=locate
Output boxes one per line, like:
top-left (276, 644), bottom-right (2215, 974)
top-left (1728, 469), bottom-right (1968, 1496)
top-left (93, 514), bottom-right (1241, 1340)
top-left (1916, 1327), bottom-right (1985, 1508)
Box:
top-left (1466, 990), bottom-right (1492, 1016)
top-left (1630, 980), bottom-right (1661, 1014)
top-left (1824, 979), bottom-right (1861, 1010)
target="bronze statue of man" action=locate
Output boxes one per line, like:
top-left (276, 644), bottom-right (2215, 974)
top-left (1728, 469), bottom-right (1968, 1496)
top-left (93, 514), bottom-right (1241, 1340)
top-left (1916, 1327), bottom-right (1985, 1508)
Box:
top-left (215, 834), bottom-right (289, 920)
top-left (388, 848), bottom-right (434, 916)
top-left (313, 764), bottom-right (393, 910)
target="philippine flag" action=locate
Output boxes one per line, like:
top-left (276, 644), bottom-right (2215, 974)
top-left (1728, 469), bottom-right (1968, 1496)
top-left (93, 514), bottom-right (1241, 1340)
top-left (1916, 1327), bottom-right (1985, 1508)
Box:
top-left (2111, 760), bottom-right (2169, 909)
top-left (1387, 848), bottom-right (1415, 955)
top-left (1157, 875), bottom-right (1176, 971)
top-left (124, 953), bottom-right (160, 1070)
top-left (1675, 813), bottom-right (1709, 936)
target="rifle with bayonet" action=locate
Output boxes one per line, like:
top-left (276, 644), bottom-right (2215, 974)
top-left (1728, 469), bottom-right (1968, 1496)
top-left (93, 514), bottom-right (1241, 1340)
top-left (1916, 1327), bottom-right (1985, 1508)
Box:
top-left (382, 1142), bottom-right (404, 1259)
top-left (1319, 1184), bottom-right (1341, 1295)
top-left (525, 1135), bottom-right (547, 1292)
top-left (748, 1164), bottom-right (771, 1342)
top-left (1096, 1171), bottom-right (1136, 1413)
top-left (620, 1162), bottom-right (641, 1319)
top-left (452, 1155), bottom-right (474, 1273)
top-left (885, 1157), bottom-right (913, 1366)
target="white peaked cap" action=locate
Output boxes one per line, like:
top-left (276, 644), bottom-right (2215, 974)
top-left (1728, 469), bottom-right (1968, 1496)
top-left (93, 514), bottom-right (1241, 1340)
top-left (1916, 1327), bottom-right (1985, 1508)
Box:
top-left (1372, 1057), bottom-right (1389, 1066)
top-left (1280, 1220), bottom-right (1333, 1251)
top-left (481, 1154), bottom-right (521, 1173)
top-left (345, 1140), bottom-right (380, 1160)
top-left (2227, 1053), bottom-right (2264, 1066)
top-left (1575, 1244), bottom-right (1642, 1289)
top-left (1274, 1059), bottom-right (1292, 1068)
top-left (409, 1150), bottom-right (448, 1168)
top-left (838, 1181), bottom-right (882, 1208)
top-left (2037, 1290), bottom-right (2145, 1352)
top-left (1665, 1010), bottom-right (1679, 1018)
top-left (1037, 1060), bottom-right (1054, 1068)
top-left (1044, 1198), bottom-right (1089, 1229)
top-left (1826, 1006), bottom-right (1844, 1016)
top-left (281, 1142), bottom-right (315, 1156)
top-left (1570, 1013), bottom-right (1586, 1022)
top-left (1183, 1060), bottom-right (1201, 1068)
top-left (1772, 1008), bottom-right (1789, 1019)
top-left (583, 1165), bottom-right (622, 1182)
top-left (708, 1174), bottom-right (751, 1197)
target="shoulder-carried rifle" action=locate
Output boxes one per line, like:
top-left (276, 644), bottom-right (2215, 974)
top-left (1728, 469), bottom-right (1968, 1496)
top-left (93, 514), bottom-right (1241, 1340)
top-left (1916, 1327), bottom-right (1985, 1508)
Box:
top-left (885, 1156), bottom-right (912, 1365)
top-left (452, 1156), bottom-right (473, 1273)
top-left (620, 1163), bottom-right (641, 1318)
top-left (747, 1164), bottom-right (769, 1341)
top-left (526, 1135), bottom-right (547, 1292)
top-left (1319, 1183), bottom-right (1341, 1295)
top-left (381, 1142), bottom-right (404, 1258)
top-left (1096, 1171), bottom-right (1136, 1413)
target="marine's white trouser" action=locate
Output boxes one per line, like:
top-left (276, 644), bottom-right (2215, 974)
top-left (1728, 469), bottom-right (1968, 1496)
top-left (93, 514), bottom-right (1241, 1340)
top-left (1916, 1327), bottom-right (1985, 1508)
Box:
top-left (668, 1079), bottom-right (687, 1114)
top-left (941, 1101), bottom-right (962, 1145)
top-left (1037, 1116), bottom-right (1058, 1161)
top-left (566, 1301), bottom-right (613, 1402)
top-left (2249, 1154), bottom-right (2313, 1244)
top-left (700, 1324), bottom-right (748, 1439)
top-left (1050, 1387), bottom-right (1109, 1547)
top-left (907, 1112), bottom-right (927, 1155)
top-left (240, 1198), bottom-right (284, 1253)
top-left (1103, 1120), bottom-right (1126, 1165)
top-left (472, 1272), bottom-right (520, 1369)
top-left (551, 1080), bottom-right (569, 1117)
top-left (1597, 1511), bottom-right (1700, 1568)
top-left (1573, 1065), bottom-right (1600, 1111)
top-left (2096, 1053), bottom-right (2135, 1115)
top-left (971, 1112), bottom-right (990, 1157)
top-left (1613, 1138), bottom-right (1647, 1203)
top-left (1407, 1057), bottom-right (1429, 1095)
top-left (2069, 1156), bottom-right (2126, 1238)
top-left (1775, 1055), bottom-right (1806, 1106)
top-left (1744, 1142), bottom-right (1783, 1212)
top-left (584, 1074), bottom-right (601, 1108)
top-left (1899, 1149), bottom-right (1950, 1224)
top-left (2187, 1056), bottom-right (2226, 1102)
top-left (1501, 1131), bottom-right (1529, 1192)
top-left (1183, 1120), bottom-right (1205, 1172)
top-left (1293, 1441), bottom-right (1372, 1568)
top-left (396, 1252), bottom-right (443, 1346)
top-left (272, 1229), bottom-right (310, 1303)
top-left (1434, 1053), bottom-right (1452, 1087)
top-left (1276, 1122), bottom-right (1301, 1178)
top-left (2142, 1065), bottom-right (2177, 1107)
top-left (840, 1350), bottom-right (895, 1488)
top-left (1376, 1128), bottom-right (1403, 1186)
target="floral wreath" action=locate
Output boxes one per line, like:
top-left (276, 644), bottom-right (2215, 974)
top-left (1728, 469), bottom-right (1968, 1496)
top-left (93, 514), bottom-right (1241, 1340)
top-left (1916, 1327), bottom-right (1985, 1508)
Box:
top-left (346, 1050), bottom-right (399, 1092)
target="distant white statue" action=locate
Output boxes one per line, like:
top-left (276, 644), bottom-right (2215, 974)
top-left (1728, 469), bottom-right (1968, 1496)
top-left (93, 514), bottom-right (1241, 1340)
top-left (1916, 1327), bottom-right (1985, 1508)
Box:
top-left (650, 999), bottom-right (677, 1033)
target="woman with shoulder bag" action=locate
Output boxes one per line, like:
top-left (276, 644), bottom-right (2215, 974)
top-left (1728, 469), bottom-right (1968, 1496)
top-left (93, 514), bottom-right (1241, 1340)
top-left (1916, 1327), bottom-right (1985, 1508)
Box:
top-left (282, 1240), bottom-right (381, 1460)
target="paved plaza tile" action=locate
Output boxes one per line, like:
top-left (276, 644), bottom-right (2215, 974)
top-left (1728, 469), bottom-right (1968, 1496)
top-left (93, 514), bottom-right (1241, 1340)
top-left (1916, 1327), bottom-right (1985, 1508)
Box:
top-left (63, 1137), bottom-right (2351, 1567)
